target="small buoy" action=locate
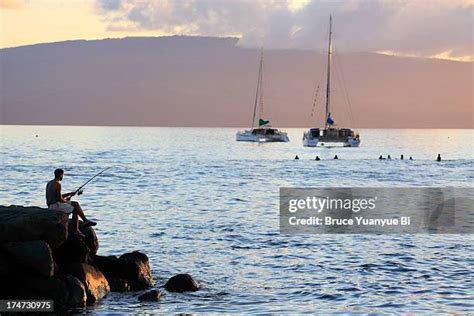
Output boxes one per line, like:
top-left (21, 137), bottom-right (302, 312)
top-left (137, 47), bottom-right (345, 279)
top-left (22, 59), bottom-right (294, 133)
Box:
top-left (294, 155), bottom-right (300, 160)
top-left (436, 154), bottom-right (441, 162)
top-left (315, 156), bottom-right (320, 161)
top-left (409, 156), bottom-right (413, 160)
top-left (334, 155), bottom-right (338, 160)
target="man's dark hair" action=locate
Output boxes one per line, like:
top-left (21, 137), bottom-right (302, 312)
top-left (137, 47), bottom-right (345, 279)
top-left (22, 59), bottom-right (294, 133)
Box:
top-left (54, 168), bottom-right (64, 178)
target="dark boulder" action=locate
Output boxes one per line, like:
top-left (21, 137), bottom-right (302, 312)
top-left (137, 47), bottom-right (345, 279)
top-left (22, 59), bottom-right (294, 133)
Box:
top-left (0, 253), bottom-right (15, 298)
top-left (119, 252), bottom-right (155, 290)
top-left (68, 220), bottom-right (99, 255)
top-left (66, 263), bottom-right (110, 305)
top-left (64, 275), bottom-right (87, 308)
top-left (164, 274), bottom-right (200, 292)
top-left (138, 289), bottom-right (162, 302)
top-left (108, 278), bottom-right (130, 292)
top-left (54, 234), bottom-right (90, 268)
top-left (2, 240), bottom-right (54, 278)
top-left (0, 250), bottom-right (14, 277)
top-left (92, 254), bottom-right (119, 273)
top-left (93, 251), bottom-right (155, 290)
top-left (82, 226), bottom-right (99, 256)
top-left (5, 274), bottom-right (69, 310)
top-left (0, 205), bottom-right (68, 248)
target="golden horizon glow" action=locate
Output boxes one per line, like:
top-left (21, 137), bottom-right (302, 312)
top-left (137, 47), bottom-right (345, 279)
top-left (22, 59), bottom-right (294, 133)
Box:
top-left (0, 0), bottom-right (168, 49)
top-left (376, 50), bottom-right (473, 63)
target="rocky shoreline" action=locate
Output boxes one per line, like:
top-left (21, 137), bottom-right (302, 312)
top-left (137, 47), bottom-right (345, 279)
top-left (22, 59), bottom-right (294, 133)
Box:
top-left (0, 205), bottom-right (200, 311)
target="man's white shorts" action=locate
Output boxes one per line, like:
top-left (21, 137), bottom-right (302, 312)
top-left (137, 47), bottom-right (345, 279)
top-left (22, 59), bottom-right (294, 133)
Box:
top-left (49, 201), bottom-right (74, 214)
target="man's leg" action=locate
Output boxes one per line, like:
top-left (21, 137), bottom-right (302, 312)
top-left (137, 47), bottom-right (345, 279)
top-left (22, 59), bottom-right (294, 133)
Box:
top-left (71, 201), bottom-right (97, 226)
top-left (71, 209), bottom-right (81, 234)
top-left (71, 201), bottom-right (87, 222)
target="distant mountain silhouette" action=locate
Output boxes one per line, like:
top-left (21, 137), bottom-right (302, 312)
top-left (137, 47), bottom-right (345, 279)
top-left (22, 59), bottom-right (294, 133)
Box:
top-left (0, 36), bottom-right (471, 128)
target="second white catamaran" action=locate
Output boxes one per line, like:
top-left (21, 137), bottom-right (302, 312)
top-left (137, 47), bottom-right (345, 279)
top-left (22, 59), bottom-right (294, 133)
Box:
top-left (236, 50), bottom-right (289, 143)
top-left (303, 16), bottom-right (360, 147)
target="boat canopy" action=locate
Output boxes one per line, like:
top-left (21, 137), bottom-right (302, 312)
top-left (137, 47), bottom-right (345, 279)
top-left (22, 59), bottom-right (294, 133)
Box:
top-left (309, 128), bottom-right (320, 137)
top-left (252, 128), bottom-right (278, 135)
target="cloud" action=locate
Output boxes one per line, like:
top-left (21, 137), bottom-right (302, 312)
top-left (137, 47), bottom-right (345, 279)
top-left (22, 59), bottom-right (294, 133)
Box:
top-left (95, 0), bottom-right (473, 61)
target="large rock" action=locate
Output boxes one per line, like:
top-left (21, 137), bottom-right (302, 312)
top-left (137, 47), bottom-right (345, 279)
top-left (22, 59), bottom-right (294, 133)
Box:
top-left (93, 251), bottom-right (155, 291)
top-left (2, 240), bottom-right (54, 278)
top-left (0, 206), bottom-right (68, 248)
top-left (64, 275), bottom-right (87, 308)
top-left (0, 267), bottom-right (87, 310)
top-left (0, 251), bottom-right (12, 277)
top-left (3, 274), bottom-right (69, 310)
top-left (164, 274), bottom-right (201, 292)
top-left (81, 225), bottom-right (99, 256)
top-left (54, 234), bottom-right (90, 268)
top-left (108, 278), bottom-right (130, 292)
top-left (66, 263), bottom-right (110, 304)
top-left (119, 252), bottom-right (155, 290)
top-left (68, 220), bottom-right (99, 255)
top-left (0, 253), bottom-right (15, 298)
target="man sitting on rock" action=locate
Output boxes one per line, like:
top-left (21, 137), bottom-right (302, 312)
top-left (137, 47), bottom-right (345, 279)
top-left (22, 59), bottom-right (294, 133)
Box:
top-left (46, 168), bottom-right (96, 237)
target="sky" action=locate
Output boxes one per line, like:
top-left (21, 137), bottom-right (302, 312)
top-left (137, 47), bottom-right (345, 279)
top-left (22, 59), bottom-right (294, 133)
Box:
top-left (0, 0), bottom-right (473, 61)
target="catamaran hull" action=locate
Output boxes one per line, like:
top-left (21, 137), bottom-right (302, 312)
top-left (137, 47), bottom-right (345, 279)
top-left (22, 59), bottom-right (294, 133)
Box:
top-left (303, 137), bottom-right (360, 147)
top-left (236, 131), bottom-right (289, 142)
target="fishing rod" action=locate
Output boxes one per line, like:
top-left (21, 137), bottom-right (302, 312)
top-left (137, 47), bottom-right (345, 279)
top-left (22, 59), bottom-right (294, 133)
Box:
top-left (74, 167), bottom-right (111, 195)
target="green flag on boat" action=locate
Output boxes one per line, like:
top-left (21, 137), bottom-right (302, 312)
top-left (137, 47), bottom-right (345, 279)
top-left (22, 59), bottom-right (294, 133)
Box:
top-left (259, 118), bottom-right (270, 126)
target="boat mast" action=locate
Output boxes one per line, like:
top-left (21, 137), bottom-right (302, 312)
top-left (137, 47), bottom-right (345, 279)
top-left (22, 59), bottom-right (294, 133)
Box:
top-left (259, 49), bottom-right (264, 124)
top-left (251, 49), bottom-right (264, 128)
top-left (325, 15), bottom-right (332, 126)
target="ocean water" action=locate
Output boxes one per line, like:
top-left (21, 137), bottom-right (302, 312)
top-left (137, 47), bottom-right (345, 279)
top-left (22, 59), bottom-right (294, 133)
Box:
top-left (0, 126), bottom-right (473, 314)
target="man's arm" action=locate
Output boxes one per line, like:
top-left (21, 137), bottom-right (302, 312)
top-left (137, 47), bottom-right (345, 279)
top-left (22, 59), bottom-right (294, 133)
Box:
top-left (54, 182), bottom-right (71, 203)
top-left (62, 191), bottom-right (76, 199)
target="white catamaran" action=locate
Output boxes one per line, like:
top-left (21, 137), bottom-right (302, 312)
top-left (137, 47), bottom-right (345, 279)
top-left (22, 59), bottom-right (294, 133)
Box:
top-left (303, 16), bottom-right (360, 147)
top-left (236, 50), bottom-right (289, 143)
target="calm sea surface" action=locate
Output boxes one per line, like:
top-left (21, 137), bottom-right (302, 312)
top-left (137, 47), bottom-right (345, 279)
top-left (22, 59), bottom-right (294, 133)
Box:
top-left (0, 126), bottom-right (473, 314)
